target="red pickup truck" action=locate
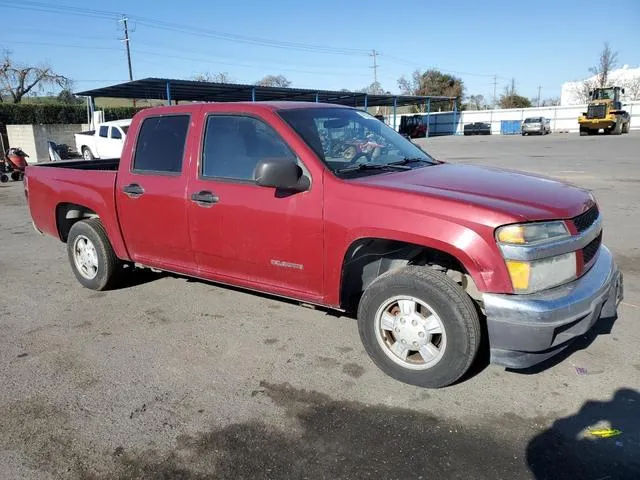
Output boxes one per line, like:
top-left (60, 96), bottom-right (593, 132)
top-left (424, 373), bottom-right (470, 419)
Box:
top-left (24, 102), bottom-right (623, 388)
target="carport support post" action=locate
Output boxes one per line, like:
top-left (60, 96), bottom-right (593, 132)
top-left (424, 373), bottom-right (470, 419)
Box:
top-left (165, 81), bottom-right (172, 106)
top-left (393, 97), bottom-right (397, 130)
top-left (88, 97), bottom-right (96, 129)
top-left (364, 94), bottom-right (368, 111)
top-left (315, 92), bottom-right (319, 103)
top-left (251, 87), bottom-right (256, 102)
top-left (452, 99), bottom-right (458, 135)
top-left (426, 98), bottom-right (431, 138)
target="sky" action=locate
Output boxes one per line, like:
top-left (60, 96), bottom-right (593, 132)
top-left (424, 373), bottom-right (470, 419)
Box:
top-left (1, 0), bottom-right (639, 103)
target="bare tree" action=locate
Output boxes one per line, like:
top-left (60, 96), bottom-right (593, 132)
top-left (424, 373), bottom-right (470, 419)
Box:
top-left (255, 75), bottom-right (291, 88)
top-left (620, 77), bottom-right (640, 100)
top-left (192, 72), bottom-right (234, 83)
top-left (571, 78), bottom-right (596, 104)
top-left (541, 97), bottom-right (560, 106)
top-left (589, 42), bottom-right (618, 88)
top-left (0, 51), bottom-right (69, 103)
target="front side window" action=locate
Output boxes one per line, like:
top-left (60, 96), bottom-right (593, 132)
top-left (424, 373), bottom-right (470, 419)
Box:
top-left (279, 107), bottom-right (436, 177)
top-left (132, 115), bottom-right (189, 174)
top-left (99, 126), bottom-right (108, 138)
top-left (201, 115), bottom-right (296, 181)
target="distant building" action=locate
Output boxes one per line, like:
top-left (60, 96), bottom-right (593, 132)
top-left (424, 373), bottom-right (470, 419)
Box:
top-left (561, 65), bottom-right (640, 105)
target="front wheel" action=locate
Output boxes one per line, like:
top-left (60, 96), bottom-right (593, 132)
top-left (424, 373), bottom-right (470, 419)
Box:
top-left (67, 218), bottom-right (122, 290)
top-left (357, 267), bottom-right (481, 388)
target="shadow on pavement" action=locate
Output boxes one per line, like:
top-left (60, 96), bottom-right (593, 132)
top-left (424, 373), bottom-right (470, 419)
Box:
top-left (527, 388), bottom-right (640, 480)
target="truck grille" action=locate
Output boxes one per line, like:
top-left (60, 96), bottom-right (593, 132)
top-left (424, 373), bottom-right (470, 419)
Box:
top-left (582, 232), bottom-right (602, 265)
top-left (572, 205), bottom-right (599, 233)
top-left (586, 104), bottom-right (606, 119)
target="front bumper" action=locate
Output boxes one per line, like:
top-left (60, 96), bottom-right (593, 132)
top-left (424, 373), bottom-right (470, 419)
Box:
top-left (522, 126), bottom-right (543, 133)
top-left (483, 245), bottom-right (622, 368)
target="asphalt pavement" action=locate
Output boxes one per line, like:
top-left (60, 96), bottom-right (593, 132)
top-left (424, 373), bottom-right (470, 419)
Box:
top-left (1, 132), bottom-right (639, 479)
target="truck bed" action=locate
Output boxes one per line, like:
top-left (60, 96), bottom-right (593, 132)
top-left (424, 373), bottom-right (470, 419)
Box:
top-left (34, 159), bottom-right (119, 171)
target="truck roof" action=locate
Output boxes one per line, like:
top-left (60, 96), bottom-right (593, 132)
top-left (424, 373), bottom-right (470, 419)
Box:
top-left (134, 101), bottom-right (350, 117)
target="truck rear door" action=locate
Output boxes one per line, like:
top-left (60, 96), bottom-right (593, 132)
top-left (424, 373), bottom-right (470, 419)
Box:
top-left (115, 112), bottom-right (195, 272)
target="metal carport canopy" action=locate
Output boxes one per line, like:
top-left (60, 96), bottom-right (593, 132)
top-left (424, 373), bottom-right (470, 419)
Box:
top-left (75, 77), bottom-right (454, 107)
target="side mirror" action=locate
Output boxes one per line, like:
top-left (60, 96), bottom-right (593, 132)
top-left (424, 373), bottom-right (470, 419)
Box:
top-left (254, 158), bottom-right (309, 192)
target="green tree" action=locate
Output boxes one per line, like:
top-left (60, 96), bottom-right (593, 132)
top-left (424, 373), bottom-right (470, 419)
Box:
top-left (397, 69), bottom-right (464, 112)
top-left (57, 88), bottom-right (82, 105)
top-left (499, 78), bottom-right (532, 108)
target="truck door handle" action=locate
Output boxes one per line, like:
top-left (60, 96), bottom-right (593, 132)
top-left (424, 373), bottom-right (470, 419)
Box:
top-left (123, 183), bottom-right (144, 198)
top-left (190, 190), bottom-right (219, 206)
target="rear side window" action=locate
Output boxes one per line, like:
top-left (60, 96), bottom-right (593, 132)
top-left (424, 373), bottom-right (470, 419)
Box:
top-left (132, 115), bottom-right (190, 174)
top-left (111, 128), bottom-right (122, 139)
top-left (99, 126), bottom-right (108, 137)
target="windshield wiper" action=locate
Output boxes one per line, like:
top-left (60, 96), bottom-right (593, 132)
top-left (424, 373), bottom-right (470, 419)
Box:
top-left (336, 163), bottom-right (411, 174)
top-left (389, 157), bottom-right (433, 166)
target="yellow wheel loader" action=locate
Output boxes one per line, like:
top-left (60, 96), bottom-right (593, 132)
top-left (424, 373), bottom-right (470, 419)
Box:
top-left (578, 86), bottom-right (631, 136)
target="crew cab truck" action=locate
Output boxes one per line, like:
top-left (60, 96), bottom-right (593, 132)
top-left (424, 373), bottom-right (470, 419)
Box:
top-left (74, 119), bottom-right (132, 161)
top-left (24, 102), bottom-right (623, 388)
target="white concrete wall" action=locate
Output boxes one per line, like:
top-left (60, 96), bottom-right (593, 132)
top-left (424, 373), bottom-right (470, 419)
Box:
top-left (386, 101), bottom-right (640, 135)
top-left (7, 124), bottom-right (89, 162)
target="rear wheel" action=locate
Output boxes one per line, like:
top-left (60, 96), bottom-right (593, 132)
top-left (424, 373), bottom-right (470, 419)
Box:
top-left (82, 147), bottom-right (95, 161)
top-left (357, 266), bottom-right (481, 388)
top-left (622, 122), bottom-right (630, 134)
top-left (0, 174), bottom-right (8, 183)
top-left (67, 218), bottom-right (121, 290)
top-left (10, 171), bottom-right (23, 181)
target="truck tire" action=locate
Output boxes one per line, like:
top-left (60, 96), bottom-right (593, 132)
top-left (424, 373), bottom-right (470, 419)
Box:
top-left (357, 266), bottom-right (481, 388)
top-left (611, 121), bottom-right (622, 135)
top-left (82, 147), bottom-right (95, 161)
top-left (622, 122), bottom-right (630, 134)
top-left (67, 218), bottom-right (121, 290)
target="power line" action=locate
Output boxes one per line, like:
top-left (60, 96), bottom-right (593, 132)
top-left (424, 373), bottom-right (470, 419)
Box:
top-left (0, 0), bottom-right (369, 57)
top-left (3, 40), bottom-right (372, 78)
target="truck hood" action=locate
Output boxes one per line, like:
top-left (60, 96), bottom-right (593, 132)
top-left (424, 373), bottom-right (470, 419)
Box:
top-left (354, 163), bottom-right (594, 222)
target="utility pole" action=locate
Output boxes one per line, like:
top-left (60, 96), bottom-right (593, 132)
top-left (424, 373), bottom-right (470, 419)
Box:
top-left (119, 15), bottom-right (135, 106)
top-left (537, 85), bottom-right (542, 107)
top-left (369, 49), bottom-right (379, 84)
top-left (492, 75), bottom-right (498, 108)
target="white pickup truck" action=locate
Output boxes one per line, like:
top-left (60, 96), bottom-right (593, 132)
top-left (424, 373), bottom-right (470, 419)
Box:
top-left (74, 119), bottom-right (131, 160)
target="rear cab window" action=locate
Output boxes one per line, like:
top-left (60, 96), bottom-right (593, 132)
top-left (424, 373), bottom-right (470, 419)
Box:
top-left (99, 126), bottom-right (108, 137)
top-left (132, 115), bottom-right (190, 174)
top-left (111, 127), bottom-right (122, 139)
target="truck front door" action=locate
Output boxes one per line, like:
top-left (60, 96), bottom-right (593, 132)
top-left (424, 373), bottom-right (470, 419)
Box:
top-left (115, 113), bottom-right (195, 272)
top-left (186, 113), bottom-right (324, 299)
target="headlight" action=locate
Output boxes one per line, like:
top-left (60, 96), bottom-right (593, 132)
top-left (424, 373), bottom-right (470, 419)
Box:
top-left (505, 252), bottom-right (576, 293)
top-left (497, 221), bottom-right (575, 293)
top-left (496, 221), bottom-right (569, 245)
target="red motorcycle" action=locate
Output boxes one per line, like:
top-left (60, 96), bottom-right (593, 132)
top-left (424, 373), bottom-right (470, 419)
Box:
top-left (1, 147), bottom-right (29, 183)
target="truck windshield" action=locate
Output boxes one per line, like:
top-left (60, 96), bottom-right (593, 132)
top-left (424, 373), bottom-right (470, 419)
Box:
top-left (278, 107), bottom-right (436, 177)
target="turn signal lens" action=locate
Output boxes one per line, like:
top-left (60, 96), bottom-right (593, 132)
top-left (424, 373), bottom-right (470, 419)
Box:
top-left (506, 261), bottom-right (530, 291)
top-left (497, 225), bottom-right (525, 244)
top-left (496, 221), bottom-right (569, 245)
